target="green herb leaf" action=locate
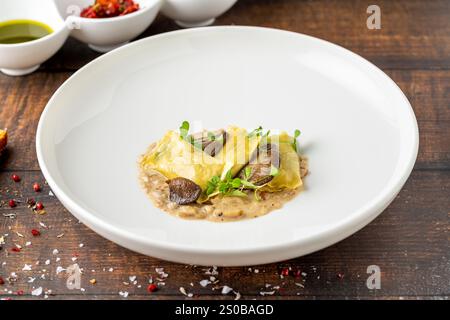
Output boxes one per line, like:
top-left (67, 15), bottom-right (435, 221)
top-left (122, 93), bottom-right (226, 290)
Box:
top-left (292, 129), bottom-right (301, 152)
top-left (228, 190), bottom-right (247, 197)
top-left (207, 131), bottom-right (216, 141)
top-left (240, 180), bottom-right (257, 189)
top-left (244, 167), bottom-right (252, 180)
top-left (218, 183), bottom-right (228, 194)
top-left (270, 165), bottom-right (280, 177)
top-left (206, 175), bottom-right (220, 196)
top-left (179, 121), bottom-right (190, 140)
top-left (248, 126), bottom-right (263, 137)
top-left (225, 169), bottom-right (233, 181)
top-left (231, 178), bottom-right (242, 188)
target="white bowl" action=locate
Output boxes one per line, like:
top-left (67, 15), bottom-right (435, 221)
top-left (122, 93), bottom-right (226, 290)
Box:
top-left (162, 0), bottom-right (238, 27)
top-left (36, 27), bottom-right (418, 266)
top-left (55, 0), bottom-right (162, 52)
top-left (0, 0), bottom-right (70, 76)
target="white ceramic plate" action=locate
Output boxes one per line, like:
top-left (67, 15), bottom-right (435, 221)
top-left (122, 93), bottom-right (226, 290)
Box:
top-left (36, 27), bottom-right (418, 266)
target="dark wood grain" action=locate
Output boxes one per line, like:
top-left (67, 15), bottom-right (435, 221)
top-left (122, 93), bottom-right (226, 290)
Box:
top-left (0, 0), bottom-right (449, 300)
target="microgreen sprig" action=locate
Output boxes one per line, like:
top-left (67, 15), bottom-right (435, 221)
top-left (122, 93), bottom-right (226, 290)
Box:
top-left (292, 129), bottom-right (301, 152)
top-left (179, 120), bottom-right (203, 149)
top-left (207, 131), bottom-right (216, 141)
top-left (206, 169), bottom-right (258, 198)
top-left (248, 126), bottom-right (263, 137)
top-left (248, 126), bottom-right (271, 138)
top-left (179, 121), bottom-right (190, 140)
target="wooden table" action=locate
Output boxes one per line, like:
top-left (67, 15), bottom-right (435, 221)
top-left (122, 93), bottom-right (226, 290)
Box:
top-left (0, 0), bottom-right (449, 300)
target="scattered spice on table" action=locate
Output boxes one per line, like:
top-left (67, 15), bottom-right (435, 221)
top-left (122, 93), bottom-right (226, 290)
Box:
top-left (147, 284), bottom-right (157, 293)
top-left (33, 183), bottom-right (41, 192)
top-left (35, 202), bottom-right (44, 211)
top-left (27, 198), bottom-right (36, 207)
top-left (281, 267), bottom-right (290, 277)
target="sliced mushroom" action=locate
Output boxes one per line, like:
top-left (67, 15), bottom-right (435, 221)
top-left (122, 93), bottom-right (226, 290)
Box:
top-left (167, 177), bottom-right (202, 205)
top-left (188, 129), bottom-right (227, 157)
top-left (238, 143), bottom-right (280, 186)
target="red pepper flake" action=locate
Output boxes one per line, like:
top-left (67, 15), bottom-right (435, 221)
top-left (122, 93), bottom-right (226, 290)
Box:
top-left (280, 268), bottom-right (290, 277)
top-left (35, 202), bottom-right (44, 210)
top-left (337, 273), bottom-right (345, 280)
top-left (294, 270), bottom-right (302, 278)
top-left (0, 277), bottom-right (4, 285)
top-left (16, 290), bottom-right (24, 296)
top-left (81, 0), bottom-right (140, 18)
top-left (8, 199), bottom-right (16, 208)
top-left (31, 229), bottom-right (41, 237)
top-left (33, 183), bottom-right (41, 192)
top-left (27, 198), bottom-right (36, 206)
top-left (147, 284), bottom-right (158, 293)
top-left (11, 247), bottom-right (21, 253)
top-left (11, 174), bottom-right (21, 182)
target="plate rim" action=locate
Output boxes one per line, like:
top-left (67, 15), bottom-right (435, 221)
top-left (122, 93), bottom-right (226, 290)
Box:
top-left (36, 26), bottom-right (419, 259)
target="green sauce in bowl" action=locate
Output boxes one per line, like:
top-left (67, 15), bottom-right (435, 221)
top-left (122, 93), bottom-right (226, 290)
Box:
top-left (0, 19), bottom-right (53, 44)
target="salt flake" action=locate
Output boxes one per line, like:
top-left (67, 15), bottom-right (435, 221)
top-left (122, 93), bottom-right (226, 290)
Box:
top-left (31, 287), bottom-right (43, 296)
top-left (260, 291), bottom-right (275, 296)
top-left (22, 264), bottom-right (32, 271)
top-left (222, 285), bottom-right (233, 295)
top-left (56, 266), bottom-right (65, 274)
top-left (199, 279), bottom-right (211, 287)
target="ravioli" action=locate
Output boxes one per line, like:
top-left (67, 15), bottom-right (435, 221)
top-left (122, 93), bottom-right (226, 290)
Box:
top-left (140, 130), bottom-right (223, 190)
top-left (215, 125), bottom-right (260, 180)
top-left (263, 132), bottom-right (302, 191)
top-left (138, 124), bottom-right (308, 222)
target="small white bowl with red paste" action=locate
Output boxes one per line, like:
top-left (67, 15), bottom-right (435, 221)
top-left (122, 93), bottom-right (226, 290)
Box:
top-left (55, 0), bottom-right (162, 52)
